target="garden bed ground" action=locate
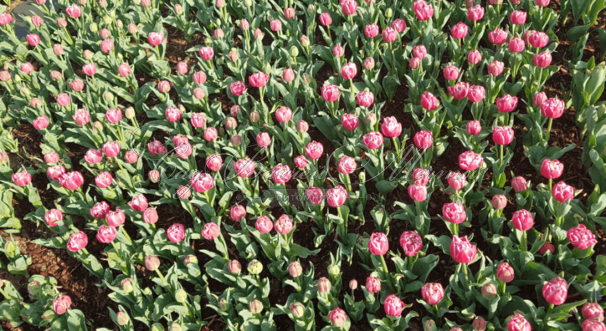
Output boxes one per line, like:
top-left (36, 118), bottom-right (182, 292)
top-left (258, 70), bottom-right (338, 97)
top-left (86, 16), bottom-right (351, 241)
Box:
top-left (1, 0), bottom-right (606, 329)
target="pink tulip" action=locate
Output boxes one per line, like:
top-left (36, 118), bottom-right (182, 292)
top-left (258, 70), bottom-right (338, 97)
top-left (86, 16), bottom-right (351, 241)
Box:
top-left (443, 65), bottom-right (460, 81)
top-left (497, 262), bottom-right (515, 282)
top-left (511, 176), bottom-right (528, 192)
top-left (148, 32), bottom-right (165, 46)
top-left (230, 205), bottom-right (246, 222)
top-left (69, 79), bottom-right (84, 92)
top-left (363, 132), bottom-right (384, 149)
top-left (382, 27), bottom-right (397, 42)
top-left (275, 106), bottom-right (292, 123)
top-left (448, 82), bottom-right (469, 100)
top-left (533, 51), bottom-right (552, 67)
top-left (509, 37), bottom-right (525, 52)
top-left (568, 224), bottom-right (597, 250)
top-left (459, 151), bottom-right (483, 171)
top-left (392, 18), bottom-right (406, 33)
top-left (177, 186), bottom-right (191, 199)
top-left (384, 294), bottom-right (405, 317)
top-left (147, 141), bottom-right (167, 156)
top-left (452, 22), bottom-right (468, 39)
top-left (542, 276), bottom-right (568, 305)
top-left (412, 45), bottom-right (427, 59)
top-left (368, 232), bottom-right (389, 255)
top-left (44, 152), bottom-right (60, 164)
top-left (342, 113), bottom-right (359, 130)
top-left (143, 208), bottom-right (158, 224)
top-left (190, 113), bottom-right (206, 129)
top-left (538, 242), bottom-right (555, 255)
top-left (44, 209), bottom-right (63, 227)
top-left (512, 209), bottom-right (534, 231)
top-left (328, 307), bottom-right (347, 327)
top-left (270, 19), bottom-right (282, 32)
top-left (283, 68), bottom-right (295, 83)
top-left (272, 163), bottom-right (292, 184)
top-left (255, 216), bottom-right (273, 234)
top-left (467, 5), bottom-right (485, 20)
top-left (12, 169), bottom-right (32, 187)
top-left (90, 201), bottom-right (110, 219)
top-left (488, 28), bottom-right (508, 45)
top-left (128, 194), bottom-right (148, 212)
top-left (47, 166), bottom-right (66, 181)
top-left (228, 81), bottom-right (246, 96)
top-left (26, 34), bottom-right (41, 47)
top-left (59, 171), bottom-right (84, 190)
top-left (341, 62), bottom-right (357, 80)
top-left (65, 4), bottom-right (81, 18)
top-left (322, 84), bottom-right (340, 102)
top-left (583, 320), bottom-right (606, 331)
top-left (366, 276), bottom-right (381, 293)
top-left (443, 202), bottom-right (466, 224)
top-left (67, 231), bottom-right (88, 252)
top-left (106, 209), bottom-right (125, 227)
top-left (333, 44), bottom-right (344, 57)
top-left (540, 158), bottom-right (563, 179)
top-left (413, 0), bottom-right (434, 20)
top-left (409, 58), bottom-right (420, 69)
top-left (493, 126), bottom-right (514, 145)
top-left (509, 10), bottom-right (527, 24)
top-left (96, 225), bottom-right (116, 243)
top-left (53, 295), bottom-right (72, 315)
top-left (408, 183), bottom-right (427, 202)
top-left (400, 231), bottom-right (423, 256)
top-left (202, 222), bottom-right (220, 240)
top-left (473, 318), bottom-right (487, 331)
top-left (412, 168), bottom-right (431, 185)
top-left (20, 62), bottom-right (34, 75)
top-left (305, 141), bottom-right (324, 159)
top-left (529, 31), bottom-right (549, 48)
top-left (190, 173), bottom-right (214, 193)
top-left (414, 130), bottom-right (433, 149)
top-left (450, 235), bottom-right (477, 263)
top-left (327, 185), bottom-right (348, 207)
top-left (294, 155), bottom-right (308, 169)
top-left (166, 223), bottom-right (185, 243)
top-left (357, 91), bottom-right (374, 108)
top-left (341, 0), bottom-right (357, 15)
top-left (249, 72), bottom-right (269, 88)
top-left (82, 63), bottom-right (97, 76)
top-left (468, 85), bottom-right (485, 102)
top-left (541, 98), bottom-right (565, 118)
top-left (338, 156), bottom-right (357, 174)
top-left (228, 260), bottom-right (242, 275)
top-left (234, 158), bottom-right (256, 177)
top-left (102, 141), bottom-right (120, 158)
top-left (488, 60), bottom-right (505, 76)
top-left (204, 154), bottom-right (222, 172)
top-left (319, 12), bottom-right (332, 26)
top-left (421, 91), bottom-right (439, 110)
top-left (381, 117), bottom-right (402, 138)
top-left (496, 94), bottom-right (518, 113)
top-left (100, 39), bottom-right (114, 54)
top-left (583, 303), bottom-right (605, 322)
top-left (552, 181), bottom-right (574, 203)
top-left (318, 277), bottom-right (331, 293)
top-left (448, 172), bottom-right (467, 191)
top-left (193, 71), bottom-right (206, 84)
top-left (466, 120), bottom-right (482, 136)
top-left (507, 313), bottom-right (531, 331)
top-left (275, 214), bottom-right (293, 235)
top-left (0, 13), bottom-right (14, 26)
top-left (306, 187), bottom-right (323, 205)
top-left (421, 283), bottom-right (444, 305)
top-left (33, 116), bottom-right (49, 130)
top-left (536, 0), bottom-right (550, 6)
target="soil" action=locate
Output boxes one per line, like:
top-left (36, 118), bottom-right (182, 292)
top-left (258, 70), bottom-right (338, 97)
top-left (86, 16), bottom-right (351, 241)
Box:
top-left (1, 0), bottom-right (605, 330)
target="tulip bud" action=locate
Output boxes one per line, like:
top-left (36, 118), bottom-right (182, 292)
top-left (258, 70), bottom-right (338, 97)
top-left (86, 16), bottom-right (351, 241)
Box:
top-left (482, 283), bottom-right (497, 300)
top-left (42, 310), bottom-right (56, 322)
top-left (151, 323), bottom-right (165, 331)
top-left (28, 280), bottom-right (41, 298)
top-left (297, 120), bottom-right (309, 133)
top-left (121, 278), bottom-right (133, 293)
top-left (145, 255), bottom-right (161, 271)
top-left (288, 261), bottom-right (302, 277)
top-left (228, 260), bottom-right (241, 274)
top-left (247, 259), bottom-right (263, 275)
top-left (231, 135), bottom-right (242, 146)
top-left (491, 195), bottom-right (507, 210)
top-left (168, 324), bottom-right (181, 331)
top-left (385, 8), bottom-right (393, 18)
top-left (250, 111), bottom-right (260, 122)
top-left (175, 289), bottom-right (187, 303)
top-left (300, 35), bottom-right (310, 47)
top-left (328, 264), bottom-right (340, 277)
top-left (349, 279), bottom-right (358, 290)
top-left (184, 255), bottom-right (198, 265)
top-left (290, 46), bottom-right (299, 58)
top-left (317, 277), bottom-right (331, 293)
top-left (472, 317), bottom-right (486, 331)
top-left (423, 320), bottom-right (437, 331)
top-left (249, 300), bottom-right (263, 314)
top-left (218, 298), bottom-right (228, 310)
top-left (117, 312), bottom-right (129, 326)
top-left (364, 57), bottom-right (375, 70)
top-left (290, 302), bottom-right (305, 318)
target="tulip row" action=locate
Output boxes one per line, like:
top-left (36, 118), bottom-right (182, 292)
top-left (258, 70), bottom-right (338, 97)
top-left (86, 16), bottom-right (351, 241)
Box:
top-left (0, 0), bottom-right (605, 329)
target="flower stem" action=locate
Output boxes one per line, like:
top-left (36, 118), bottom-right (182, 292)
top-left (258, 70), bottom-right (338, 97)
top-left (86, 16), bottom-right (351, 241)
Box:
top-left (545, 117), bottom-right (553, 144)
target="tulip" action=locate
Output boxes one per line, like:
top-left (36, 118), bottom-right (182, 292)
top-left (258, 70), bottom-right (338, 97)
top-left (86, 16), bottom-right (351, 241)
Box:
top-left (541, 98), bottom-right (565, 119)
top-left (443, 65), bottom-right (460, 81)
top-left (356, 91), bottom-right (374, 108)
top-left (105, 108), bottom-right (122, 124)
top-left (59, 171), bottom-right (84, 190)
top-left (65, 4), bottom-right (81, 18)
top-left (450, 235), bottom-right (477, 264)
top-left (552, 181), bottom-right (574, 203)
top-left (201, 222), bottom-right (220, 240)
top-left (412, 168), bottom-right (431, 185)
top-left (270, 19), bottom-right (281, 31)
top-left (533, 51), bottom-right (552, 68)
top-left (529, 31), bottom-right (549, 48)
top-left (148, 32), bottom-right (165, 46)
top-left (33, 116), bottom-right (49, 130)
top-left (12, 169), bottom-right (32, 187)
top-left (274, 214), bottom-right (293, 235)
top-left (409, 58), bottom-right (420, 69)
top-left (541, 158), bottom-right (564, 182)
top-left (45, 209), bottom-right (63, 227)
top-left (97, 225), bottom-right (117, 243)
top-left (90, 201), bottom-right (110, 219)
top-left (382, 27), bottom-right (397, 42)
top-left (338, 156), bottom-right (357, 175)
top-left (327, 185), bottom-right (348, 207)
top-left (147, 141), bottom-right (167, 156)
top-left (366, 276), bottom-right (381, 293)
top-left (400, 231), bottom-right (423, 257)
top-left (272, 163), bottom-right (292, 184)
top-left (53, 296), bottom-right (72, 315)
top-left (468, 50), bottom-right (482, 65)
top-left (512, 208), bottom-right (534, 237)
top-left (412, 45), bottom-right (427, 60)
top-left (492, 195), bottom-right (507, 210)
top-left (384, 294), bottom-right (405, 317)
top-left (294, 155), bottom-right (308, 169)
top-left (234, 158), bottom-right (256, 177)
top-left (496, 95), bottom-right (518, 113)
top-left (509, 10), bottom-right (527, 24)
top-left (443, 202), bottom-right (466, 224)
top-left (493, 126), bottom-right (514, 145)
top-left (106, 209), bottom-right (125, 227)
top-left (408, 183), bottom-right (427, 202)
top-left (482, 283), bottom-right (497, 300)
top-left (306, 187), bottom-right (323, 205)
top-left (66, 231), bottom-right (88, 252)
top-left (229, 205), bottom-right (246, 222)
top-left (583, 303), bottom-right (604, 322)
top-left (452, 22), bottom-right (468, 39)
top-left (282, 68), bottom-right (295, 83)
top-left (305, 141), bottom-right (323, 160)
top-left (190, 173), bottom-right (214, 193)
top-left (47, 166), bottom-right (66, 181)
top-left (333, 45), bottom-right (344, 57)
top-left (249, 72), bottom-right (269, 88)
top-left (536, 0), bottom-right (550, 6)
top-left (448, 171), bottom-right (467, 191)
top-left (467, 120), bottom-right (482, 136)
top-left (473, 317), bottom-right (487, 331)
top-left (459, 150), bottom-right (483, 171)
top-left (341, 0), bottom-right (357, 15)
top-left (468, 85), bottom-right (485, 103)
top-left (129, 194), bottom-right (148, 212)
top-left (538, 242), bottom-right (555, 255)
top-left (421, 91), bottom-right (439, 110)
top-left (363, 24), bottom-right (380, 38)
top-left (100, 39), bottom-right (114, 53)
top-left (82, 63), bottom-right (97, 76)
top-left (508, 313), bottom-right (531, 331)
top-left (70, 79), bottom-right (85, 92)
top-left (488, 28), bottom-right (508, 45)
top-left (567, 224), bottom-right (597, 250)
top-left (342, 113), bottom-right (359, 131)
top-left (322, 84), bottom-right (340, 103)
top-left (421, 283), bottom-right (444, 305)
top-left (542, 276), bottom-right (567, 305)
top-left (381, 117), bottom-right (402, 138)
top-left (414, 130), bottom-right (433, 149)
top-left (413, 0), bottom-right (434, 20)
top-left (20, 62), bottom-right (34, 75)
top-left (103, 141), bottom-right (120, 158)
top-left (488, 60), bottom-right (505, 76)
top-left (329, 307), bottom-right (348, 327)
top-left (448, 82), bottom-right (469, 100)
top-left (368, 232), bottom-right (389, 256)
top-left (319, 12), bottom-right (332, 26)
top-left (467, 5), bottom-right (485, 20)
top-left (275, 106), bottom-right (292, 123)
top-left (583, 320), bottom-right (606, 331)
top-left (497, 262), bottom-right (515, 283)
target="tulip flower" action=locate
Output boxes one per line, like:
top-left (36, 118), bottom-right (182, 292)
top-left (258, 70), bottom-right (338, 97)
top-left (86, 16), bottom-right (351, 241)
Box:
top-left (412, 168), bottom-right (430, 185)
top-left (507, 313), bottom-right (531, 331)
top-left (201, 222), bottom-right (220, 240)
top-left (67, 231), bottom-right (88, 253)
top-left (459, 150), bottom-right (483, 171)
top-left (342, 113), bottom-right (359, 131)
top-left (442, 202), bottom-right (466, 234)
top-left (96, 225), bottom-right (117, 243)
top-left (450, 235), bottom-right (477, 281)
top-left (328, 307), bottom-right (348, 327)
top-left (542, 276), bottom-right (568, 306)
top-left (582, 303), bottom-right (604, 322)
top-left (447, 171), bottom-right (467, 191)
top-left (59, 171), bottom-right (84, 190)
top-left (421, 91), bottom-right (439, 110)
top-left (255, 216), bottom-right (273, 234)
top-left (53, 295), bottom-right (72, 315)
top-left (448, 81), bottom-right (469, 100)
top-left (272, 163), bottom-right (292, 184)
top-left (274, 214), bottom-right (293, 235)
top-left (567, 224), bottom-right (597, 250)
top-left (357, 90), bottom-right (374, 108)
top-left (583, 320), bottom-right (606, 331)
top-left (44, 209), bottom-right (63, 227)
top-left (400, 231), bottom-right (423, 257)
top-left (166, 223), bottom-right (185, 243)
top-left (12, 169), bottom-right (32, 187)
top-left (421, 283), bottom-right (444, 305)
top-left (384, 294), bottom-right (405, 317)
top-left (366, 276), bottom-right (381, 293)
